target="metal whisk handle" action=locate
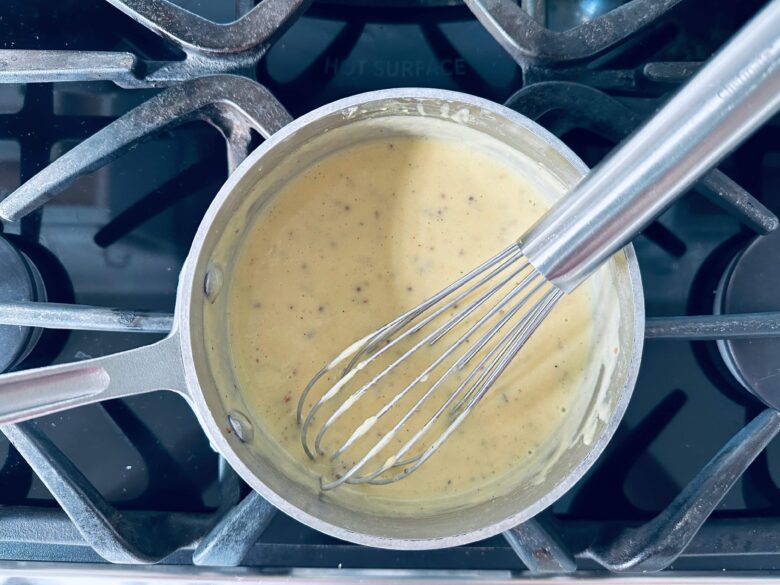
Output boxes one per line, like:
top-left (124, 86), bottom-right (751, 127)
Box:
top-left (520, 0), bottom-right (780, 293)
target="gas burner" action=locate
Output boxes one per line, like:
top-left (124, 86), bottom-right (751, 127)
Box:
top-left (716, 228), bottom-right (780, 408)
top-left (0, 234), bottom-right (45, 372)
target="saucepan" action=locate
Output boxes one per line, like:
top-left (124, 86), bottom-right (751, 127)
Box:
top-left (0, 89), bottom-right (644, 549)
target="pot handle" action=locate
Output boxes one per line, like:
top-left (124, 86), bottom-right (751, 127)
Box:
top-left (0, 333), bottom-right (186, 424)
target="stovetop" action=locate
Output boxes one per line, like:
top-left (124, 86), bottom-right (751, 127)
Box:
top-left (0, 0), bottom-right (779, 579)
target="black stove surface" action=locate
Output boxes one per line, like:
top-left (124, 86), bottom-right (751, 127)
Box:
top-left (0, 0), bottom-right (779, 576)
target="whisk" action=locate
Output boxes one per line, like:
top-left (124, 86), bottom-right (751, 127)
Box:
top-left (298, 0), bottom-right (780, 490)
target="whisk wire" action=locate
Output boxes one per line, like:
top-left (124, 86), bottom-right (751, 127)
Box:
top-left (354, 287), bottom-right (563, 487)
top-left (450, 286), bottom-right (563, 418)
top-left (333, 271), bottom-right (547, 465)
top-left (299, 243), bottom-right (564, 490)
top-left (295, 246), bottom-right (522, 432)
top-left (314, 260), bottom-right (535, 460)
top-left (303, 247), bottom-right (528, 457)
top-left (322, 269), bottom-right (546, 477)
top-left (340, 286), bottom-right (557, 486)
top-left (343, 249), bottom-right (526, 373)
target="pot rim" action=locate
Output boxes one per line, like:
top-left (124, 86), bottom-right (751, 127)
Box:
top-left (178, 87), bottom-right (645, 549)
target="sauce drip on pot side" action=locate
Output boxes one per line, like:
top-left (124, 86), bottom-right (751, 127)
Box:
top-left (227, 135), bottom-right (596, 512)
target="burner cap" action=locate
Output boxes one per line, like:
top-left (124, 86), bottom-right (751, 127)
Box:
top-left (716, 227), bottom-right (780, 408)
top-left (0, 235), bottom-right (45, 372)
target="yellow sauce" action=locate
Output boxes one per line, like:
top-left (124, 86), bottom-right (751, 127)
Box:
top-left (227, 135), bottom-right (596, 513)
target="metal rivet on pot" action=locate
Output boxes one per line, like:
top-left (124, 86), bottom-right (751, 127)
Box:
top-left (204, 265), bottom-right (223, 303)
top-left (228, 411), bottom-right (254, 443)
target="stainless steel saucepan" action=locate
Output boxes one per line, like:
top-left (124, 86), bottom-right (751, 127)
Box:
top-left (0, 88), bottom-right (644, 549)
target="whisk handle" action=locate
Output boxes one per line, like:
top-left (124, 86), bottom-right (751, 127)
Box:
top-left (520, 0), bottom-right (780, 293)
